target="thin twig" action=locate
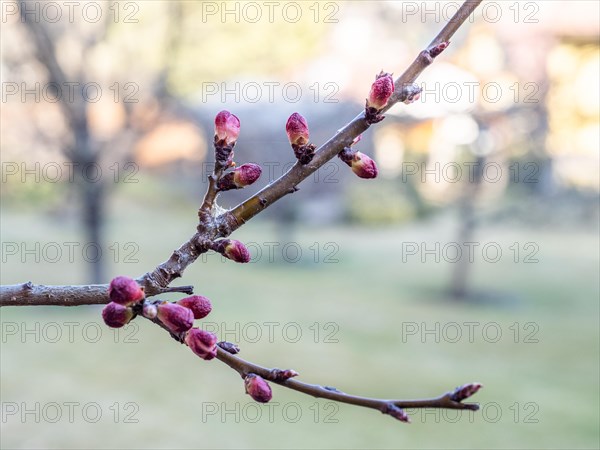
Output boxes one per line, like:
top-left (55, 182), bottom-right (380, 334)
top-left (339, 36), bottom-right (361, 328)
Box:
top-left (215, 347), bottom-right (481, 420)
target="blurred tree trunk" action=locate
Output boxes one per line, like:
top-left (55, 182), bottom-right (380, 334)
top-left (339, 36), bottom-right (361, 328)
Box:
top-left (449, 154), bottom-right (485, 301)
top-left (18, 1), bottom-right (187, 283)
top-left (80, 178), bottom-right (106, 283)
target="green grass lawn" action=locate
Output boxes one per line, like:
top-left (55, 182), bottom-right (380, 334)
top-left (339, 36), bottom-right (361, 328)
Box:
top-left (1, 200), bottom-right (598, 449)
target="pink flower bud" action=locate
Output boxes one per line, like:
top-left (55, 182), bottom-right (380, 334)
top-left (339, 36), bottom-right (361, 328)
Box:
top-left (215, 239), bottom-right (251, 263)
top-left (108, 276), bottom-right (144, 306)
top-left (350, 152), bottom-right (378, 179)
top-left (102, 302), bottom-right (134, 328)
top-left (286, 113), bottom-right (310, 146)
top-left (185, 328), bottom-right (218, 360)
top-left (177, 295), bottom-right (212, 320)
top-left (217, 163), bottom-right (262, 191)
top-left (234, 163), bottom-right (262, 186)
top-left (157, 302), bottom-right (194, 334)
top-left (244, 374), bottom-right (272, 403)
top-left (142, 302), bottom-right (158, 319)
top-left (214, 110), bottom-right (240, 146)
top-left (367, 72), bottom-right (394, 110)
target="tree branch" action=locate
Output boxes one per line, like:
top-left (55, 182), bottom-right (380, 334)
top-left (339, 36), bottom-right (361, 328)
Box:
top-left (3, 0), bottom-right (484, 423)
top-left (218, 0), bottom-right (483, 234)
top-left (215, 347), bottom-right (481, 423)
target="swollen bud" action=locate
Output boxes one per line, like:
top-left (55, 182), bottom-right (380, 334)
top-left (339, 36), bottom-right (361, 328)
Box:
top-left (339, 149), bottom-right (378, 179)
top-left (350, 152), bottom-right (378, 179)
top-left (214, 239), bottom-right (251, 263)
top-left (157, 302), bottom-right (194, 334)
top-left (286, 113), bottom-right (315, 164)
top-left (286, 112), bottom-right (310, 146)
top-left (217, 164), bottom-right (262, 191)
top-left (244, 374), bottom-right (272, 403)
top-left (367, 71), bottom-right (394, 110)
top-left (214, 110), bottom-right (240, 146)
top-left (108, 276), bottom-right (144, 306)
top-left (185, 328), bottom-right (218, 360)
top-left (102, 302), bottom-right (134, 328)
top-left (177, 295), bottom-right (212, 320)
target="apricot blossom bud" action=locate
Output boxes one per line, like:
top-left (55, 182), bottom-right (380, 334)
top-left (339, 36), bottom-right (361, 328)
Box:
top-left (157, 302), bottom-right (194, 334)
top-left (214, 110), bottom-right (240, 146)
top-left (367, 72), bottom-right (394, 110)
top-left (350, 152), bottom-right (378, 179)
top-left (214, 239), bottom-right (251, 263)
top-left (177, 295), bottom-right (212, 320)
top-left (217, 163), bottom-right (262, 191)
top-left (286, 112), bottom-right (310, 146)
top-left (102, 302), bottom-right (134, 328)
top-left (185, 328), bottom-right (218, 360)
top-left (339, 148), bottom-right (378, 179)
top-left (244, 374), bottom-right (272, 403)
top-left (108, 276), bottom-right (144, 306)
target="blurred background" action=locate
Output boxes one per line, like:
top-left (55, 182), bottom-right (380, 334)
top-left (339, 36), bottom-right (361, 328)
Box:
top-left (1, 1), bottom-right (598, 448)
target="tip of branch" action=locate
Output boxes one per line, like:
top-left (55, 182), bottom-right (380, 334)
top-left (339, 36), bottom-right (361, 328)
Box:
top-left (450, 382), bottom-right (483, 403)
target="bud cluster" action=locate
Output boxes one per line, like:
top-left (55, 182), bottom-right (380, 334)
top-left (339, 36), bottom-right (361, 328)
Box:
top-left (101, 276), bottom-right (218, 362)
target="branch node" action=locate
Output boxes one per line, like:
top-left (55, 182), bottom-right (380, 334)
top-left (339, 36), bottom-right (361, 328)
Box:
top-left (383, 404), bottom-right (411, 423)
top-left (217, 341), bottom-right (240, 354)
top-left (269, 368), bottom-right (299, 381)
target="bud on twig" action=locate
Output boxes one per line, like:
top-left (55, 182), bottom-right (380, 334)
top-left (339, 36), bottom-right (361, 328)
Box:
top-left (450, 382), bottom-right (482, 402)
top-left (185, 328), bottom-right (218, 360)
top-left (213, 239), bottom-right (251, 263)
top-left (383, 404), bottom-right (411, 423)
top-left (217, 341), bottom-right (240, 354)
top-left (142, 302), bottom-right (158, 319)
top-left (270, 368), bottom-right (299, 381)
top-left (286, 113), bottom-right (316, 165)
top-left (338, 147), bottom-right (378, 179)
top-left (102, 302), bottom-right (134, 328)
top-left (400, 83), bottom-right (422, 104)
top-left (108, 276), bottom-right (144, 306)
top-left (365, 71), bottom-right (394, 123)
top-left (429, 41), bottom-right (450, 58)
top-left (217, 164), bottom-right (262, 191)
top-left (177, 295), bottom-right (212, 320)
top-left (244, 374), bottom-right (272, 403)
top-left (157, 302), bottom-right (195, 334)
top-left (214, 110), bottom-right (240, 167)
